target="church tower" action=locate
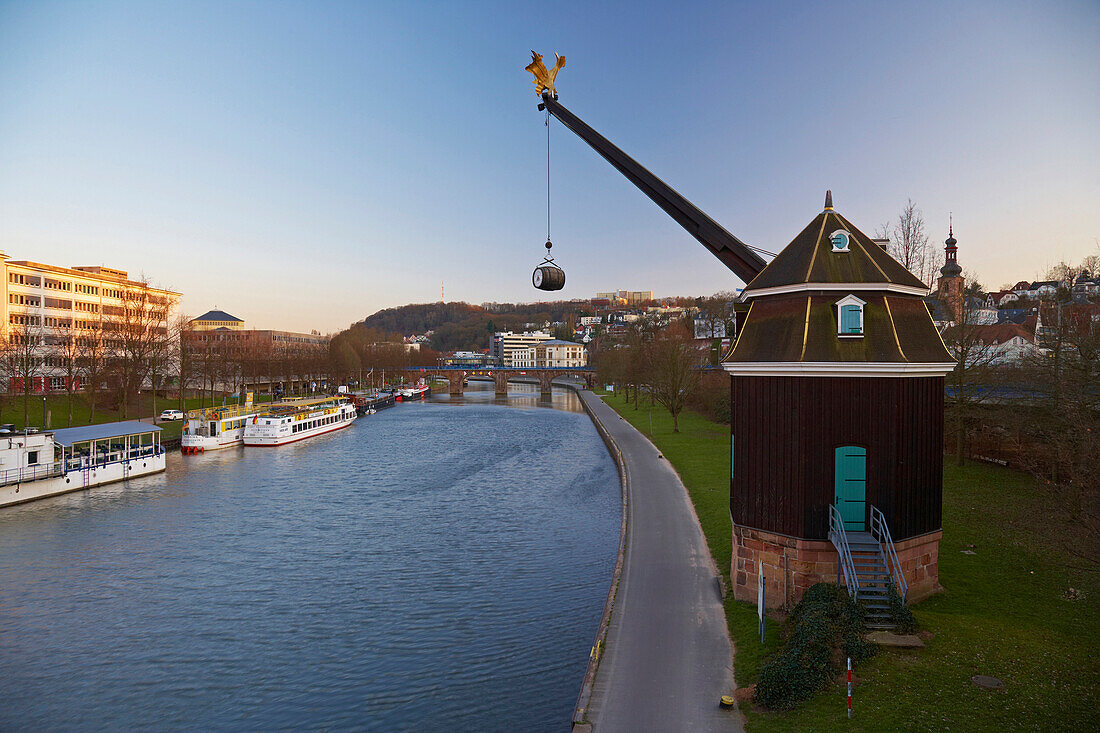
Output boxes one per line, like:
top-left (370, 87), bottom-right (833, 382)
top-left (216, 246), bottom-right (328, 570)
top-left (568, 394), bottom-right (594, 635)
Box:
top-left (936, 218), bottom-right (964, 321)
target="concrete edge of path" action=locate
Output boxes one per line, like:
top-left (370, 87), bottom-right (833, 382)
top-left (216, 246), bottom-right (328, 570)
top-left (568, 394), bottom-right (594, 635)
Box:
top-left (570, 388), bottom-right (629, 728)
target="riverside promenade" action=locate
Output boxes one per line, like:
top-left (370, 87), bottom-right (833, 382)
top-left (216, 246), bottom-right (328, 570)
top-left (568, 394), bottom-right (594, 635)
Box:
top-left (576, 390), bottom-right (742, 732)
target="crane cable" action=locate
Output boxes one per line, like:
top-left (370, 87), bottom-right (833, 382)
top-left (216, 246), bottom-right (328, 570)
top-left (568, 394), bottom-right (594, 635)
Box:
top-left (545, 107), bottom-right (551, 244)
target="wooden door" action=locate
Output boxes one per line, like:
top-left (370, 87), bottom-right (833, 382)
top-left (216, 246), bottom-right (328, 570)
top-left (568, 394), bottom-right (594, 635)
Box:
top-left (834, 446), bottom-right (867, 531)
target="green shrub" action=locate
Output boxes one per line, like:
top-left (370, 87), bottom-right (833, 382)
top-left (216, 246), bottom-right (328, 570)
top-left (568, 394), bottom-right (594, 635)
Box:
top-left (754, 583), bottom-right (875, 710)
top-left (887, 584), bottom-right (917, 634)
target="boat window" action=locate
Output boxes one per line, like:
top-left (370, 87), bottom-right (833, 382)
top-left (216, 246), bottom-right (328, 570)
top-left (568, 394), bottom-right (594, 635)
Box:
top-left (28, 450), bottom-right (38, 465)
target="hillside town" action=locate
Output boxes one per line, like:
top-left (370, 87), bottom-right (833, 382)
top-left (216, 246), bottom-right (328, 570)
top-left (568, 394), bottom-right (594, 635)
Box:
top-left (5, 224), bottom-right (1100, 414)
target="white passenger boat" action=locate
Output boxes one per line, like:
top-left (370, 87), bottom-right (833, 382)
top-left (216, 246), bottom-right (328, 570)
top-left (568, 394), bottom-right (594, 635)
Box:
top-left (0, 422), bottom-right (166, 508)
top-left (242, 397), bottom-right (357, 447)
top-left (182, 402), bottom-right (274, 453)
top-left (395, 383), bottom-right (430, 401)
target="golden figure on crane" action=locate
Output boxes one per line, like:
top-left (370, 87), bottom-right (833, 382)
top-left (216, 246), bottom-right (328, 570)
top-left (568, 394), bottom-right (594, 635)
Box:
top-left (525, 51), bottom-right (565, 97)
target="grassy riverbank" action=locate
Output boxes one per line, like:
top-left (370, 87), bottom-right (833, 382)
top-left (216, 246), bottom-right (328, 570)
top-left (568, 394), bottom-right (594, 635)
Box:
top-left (596, 390), bottom-right (1099, 732)
top-left (0, 393), bottom-right (278, 441)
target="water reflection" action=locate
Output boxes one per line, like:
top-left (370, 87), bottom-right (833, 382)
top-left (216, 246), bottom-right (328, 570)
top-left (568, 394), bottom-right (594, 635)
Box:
top-left (0, 383), bottom-right (617, 731)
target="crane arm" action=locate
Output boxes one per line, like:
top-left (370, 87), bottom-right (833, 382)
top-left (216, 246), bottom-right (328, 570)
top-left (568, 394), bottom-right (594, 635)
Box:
top-left (540, 93), bottom-right (767, 283)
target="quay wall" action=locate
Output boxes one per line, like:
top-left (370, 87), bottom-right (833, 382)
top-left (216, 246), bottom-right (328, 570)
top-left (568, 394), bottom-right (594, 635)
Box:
top-left (567, 386), bottom-right (628, 729)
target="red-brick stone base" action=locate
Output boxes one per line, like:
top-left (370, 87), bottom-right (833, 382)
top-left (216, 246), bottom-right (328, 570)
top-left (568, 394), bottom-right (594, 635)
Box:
top-left (732, 525), bottom-right (942, 608)
top-left (893, 530), bottom-right (943, 602)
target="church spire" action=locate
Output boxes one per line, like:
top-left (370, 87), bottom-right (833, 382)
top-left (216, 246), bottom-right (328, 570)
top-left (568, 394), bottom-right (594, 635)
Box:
top-left (940, 214), bottom-right (961, 278)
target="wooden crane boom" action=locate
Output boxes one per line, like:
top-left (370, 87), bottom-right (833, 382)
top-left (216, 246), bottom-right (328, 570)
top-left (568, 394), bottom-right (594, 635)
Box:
top-left (540, 92), bottom-right (766, 284)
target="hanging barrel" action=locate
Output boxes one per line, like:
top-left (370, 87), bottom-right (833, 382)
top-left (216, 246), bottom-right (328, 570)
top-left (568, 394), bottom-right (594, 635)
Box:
top-left (533, 263), bottom-right (565, 291)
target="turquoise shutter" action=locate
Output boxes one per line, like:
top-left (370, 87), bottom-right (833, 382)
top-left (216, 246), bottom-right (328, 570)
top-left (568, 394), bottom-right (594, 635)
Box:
top-left (841, 305), bottom-right (862, 334)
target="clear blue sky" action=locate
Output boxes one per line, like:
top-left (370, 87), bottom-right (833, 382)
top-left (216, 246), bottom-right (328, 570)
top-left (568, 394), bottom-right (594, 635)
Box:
top-left (1, 1), bottom-right (1097, 332)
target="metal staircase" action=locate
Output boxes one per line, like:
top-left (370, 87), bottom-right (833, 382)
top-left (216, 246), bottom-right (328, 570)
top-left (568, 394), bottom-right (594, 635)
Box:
top-left (829, 504), bottom-right (907, 630)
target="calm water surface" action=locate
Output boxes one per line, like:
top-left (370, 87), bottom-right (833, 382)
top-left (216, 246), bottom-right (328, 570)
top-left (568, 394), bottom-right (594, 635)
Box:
top-left (0, 384), bottom-right (618, 731)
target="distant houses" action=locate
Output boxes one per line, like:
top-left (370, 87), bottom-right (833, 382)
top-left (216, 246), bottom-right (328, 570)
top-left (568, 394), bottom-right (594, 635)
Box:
top-left (924, 232), bottom-right (1099, 365)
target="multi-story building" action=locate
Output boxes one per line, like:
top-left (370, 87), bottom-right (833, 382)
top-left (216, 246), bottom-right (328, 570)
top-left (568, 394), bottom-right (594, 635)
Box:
top-left (183, 309), bottom-right (330, 393)
top-left (188, 309), bottom-right (245, 331)
top-left (510, 340), bottom-right (587, 368)
top-left (184, 310), bottom-right (328, 357)
top-left (490, 330), bottom-right (552, 366)
top-left (596, 289), bottom-right (654, 306)
top-left (1, 252), bottom-right (181, 393)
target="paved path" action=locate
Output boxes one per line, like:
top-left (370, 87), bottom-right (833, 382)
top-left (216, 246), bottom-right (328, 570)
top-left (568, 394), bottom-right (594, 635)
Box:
top-left (578, 391), bottom-right (742, 732)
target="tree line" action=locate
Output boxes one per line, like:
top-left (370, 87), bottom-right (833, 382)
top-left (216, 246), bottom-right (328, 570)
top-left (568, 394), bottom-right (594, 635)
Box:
top-left (1, 279), bottom-right (173, 426)
top-left (0, 284), bottom-right (453, 429)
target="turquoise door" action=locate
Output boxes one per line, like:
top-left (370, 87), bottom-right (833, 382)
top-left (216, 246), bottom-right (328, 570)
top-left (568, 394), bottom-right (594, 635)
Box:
top-left (834, 446), bottom-right (867, 531)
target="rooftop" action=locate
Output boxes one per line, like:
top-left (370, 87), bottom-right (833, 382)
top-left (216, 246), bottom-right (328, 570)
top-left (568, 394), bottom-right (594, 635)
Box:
top-left (742, 198), bottom-right (928, 294)
top-left (51, 421), bottom-right (162, 447)
top-left (194, 309), bottom-right (244, 323)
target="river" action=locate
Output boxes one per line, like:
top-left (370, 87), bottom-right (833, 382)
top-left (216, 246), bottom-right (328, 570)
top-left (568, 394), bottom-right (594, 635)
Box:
top-left (0, 383), bottom-right (619, 731)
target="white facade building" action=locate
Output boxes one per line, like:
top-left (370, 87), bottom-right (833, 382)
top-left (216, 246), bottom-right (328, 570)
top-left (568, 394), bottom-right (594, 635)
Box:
top-left (491, 330), bottom-right (553, 366)
top-left (2, 253), bottom-right (180, 393)
top-left (510, 339), bottom-right (587, 368)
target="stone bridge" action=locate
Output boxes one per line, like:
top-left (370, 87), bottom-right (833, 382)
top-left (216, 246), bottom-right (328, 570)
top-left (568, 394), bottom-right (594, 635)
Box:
top-left (406, 366), bottom-right (596, 396)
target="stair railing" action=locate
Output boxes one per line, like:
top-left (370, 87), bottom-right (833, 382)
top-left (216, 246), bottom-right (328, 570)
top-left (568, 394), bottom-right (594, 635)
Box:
top-left (869, 505), bottom-right (908, 602)
top-left (828, 504), bottom-right (861, 603)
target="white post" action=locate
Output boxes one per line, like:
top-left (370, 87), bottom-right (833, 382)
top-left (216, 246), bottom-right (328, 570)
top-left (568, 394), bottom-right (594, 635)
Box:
top-left (758, 564), bottom-right (765, 643)
top-left (847, 657), bottom-right (852, 719)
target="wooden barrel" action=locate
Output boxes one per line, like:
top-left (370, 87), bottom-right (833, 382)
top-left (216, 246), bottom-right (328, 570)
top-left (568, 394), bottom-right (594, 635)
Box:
top-left (532, 265), bottom-right (566, 291)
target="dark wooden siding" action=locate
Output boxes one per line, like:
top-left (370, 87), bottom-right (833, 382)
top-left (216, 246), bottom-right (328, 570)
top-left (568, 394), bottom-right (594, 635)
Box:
top-left (730, 375), bottom-right (943, 541)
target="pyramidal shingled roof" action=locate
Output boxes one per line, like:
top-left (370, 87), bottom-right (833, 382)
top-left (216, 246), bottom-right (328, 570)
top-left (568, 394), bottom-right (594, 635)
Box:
top-left (743, 200), bottom-right (928, 293)
top-left (194, 309), bottom-right (243, 323)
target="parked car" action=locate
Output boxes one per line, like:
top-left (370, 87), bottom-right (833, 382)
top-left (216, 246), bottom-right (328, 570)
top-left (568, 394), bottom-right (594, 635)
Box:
top-left (159, 409), bottom-right (184, 421)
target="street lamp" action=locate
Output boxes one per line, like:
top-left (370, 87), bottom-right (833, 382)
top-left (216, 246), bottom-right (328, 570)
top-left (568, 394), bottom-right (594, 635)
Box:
top-left (42, 394), bottom-right (47, 429)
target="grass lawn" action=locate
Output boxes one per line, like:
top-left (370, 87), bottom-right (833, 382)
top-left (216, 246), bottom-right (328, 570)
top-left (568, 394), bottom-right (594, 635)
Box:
top-left (597, 389), bottom-right (1099, 732)
top-left (1, 392), bottom-right (279, 441)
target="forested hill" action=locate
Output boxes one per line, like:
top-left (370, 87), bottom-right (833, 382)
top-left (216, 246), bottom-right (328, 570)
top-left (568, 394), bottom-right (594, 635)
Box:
top-left (355, 300), bottom-right (586, 352)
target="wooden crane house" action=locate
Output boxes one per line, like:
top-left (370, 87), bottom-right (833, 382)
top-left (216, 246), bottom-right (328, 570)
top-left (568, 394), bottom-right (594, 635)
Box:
top-left (528, 54), bottom-right (955, 608)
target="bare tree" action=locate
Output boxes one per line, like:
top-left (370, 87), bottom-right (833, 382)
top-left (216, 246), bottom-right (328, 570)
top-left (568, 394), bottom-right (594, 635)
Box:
top-left (146, 310), bottom-right (173, 420)
top-left (77, 319), bottom-right (109, 423)
top-left (1044, 261), bottom-right (1076, 284)
top-left (886, 199), bottom-right (934, 285)
top-left (1080, 254), bottom-right (1100, 278)
top-left (171, 313), bottom-right (195, 412)
top-left (109, 280), bottom-right (169, 419)
top-left (644, 322), bottom-right (703, 432)
top-left (1, 318), bottom-right (45, 426)
top-left (1007, 303), bottom-right (1100, 560)
top-left (942, 280), bottom-right (1001, 465)
top-left (52, 327), bottom-right (82, 426)
top-left (695, 292), bottom-right (738, 342)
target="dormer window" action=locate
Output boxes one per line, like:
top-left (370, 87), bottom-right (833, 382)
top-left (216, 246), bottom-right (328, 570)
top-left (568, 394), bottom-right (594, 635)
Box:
top-left (835, 295), bottom-right (865, 337)
top-left (830, 230), bottom-right (851, 252)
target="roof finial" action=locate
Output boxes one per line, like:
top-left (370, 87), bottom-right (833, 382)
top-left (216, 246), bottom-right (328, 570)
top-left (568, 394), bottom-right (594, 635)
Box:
top-left (949, 211), bottom-right (953, 237)
top-left (824, 189), bottom-right (833, 211)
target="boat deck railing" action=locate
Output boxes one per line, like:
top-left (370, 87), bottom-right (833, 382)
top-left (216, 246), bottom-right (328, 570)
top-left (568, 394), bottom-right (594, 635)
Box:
top-left (0, 462), bottom-right (63, 487)
top-left (63, 444), bottom-right (164, 473)
top-left (263, 397), bottom-right (350, 416)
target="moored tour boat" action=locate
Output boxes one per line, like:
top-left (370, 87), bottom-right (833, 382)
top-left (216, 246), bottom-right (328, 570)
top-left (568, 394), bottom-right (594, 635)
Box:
top-left (1, 422), bottom-right (166, 508)
top-left (182, 402), bottom-right (273, 453)
top-left (242, 397), bottom-right (357, 447)
top-left (395, 383), bottom-right (430, 401)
